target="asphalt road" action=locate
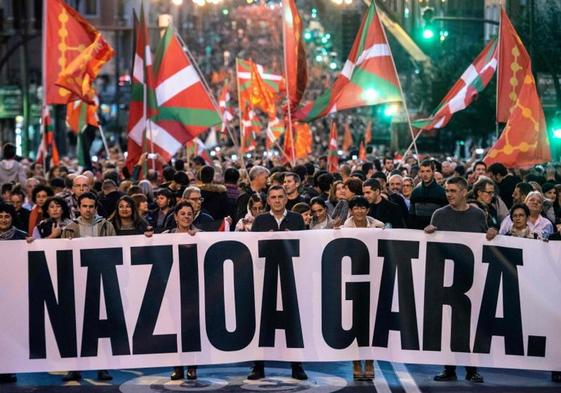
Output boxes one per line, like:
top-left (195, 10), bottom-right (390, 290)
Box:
top-left (1, 361), bottom-right (561, 393)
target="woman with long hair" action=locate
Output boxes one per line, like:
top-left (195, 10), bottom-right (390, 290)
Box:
top-left (165, 201), bottom-right (199, 380)
top-left (27, 184), bottom-right (54, 236)
top-left (109, 195), bottom-right (152, 236)
top-left (309, 197), bottom-right (334, 229)
top-left (235, 193), bottom-right (265, 232)
top-left (32, 196), bottom-right (72, 239)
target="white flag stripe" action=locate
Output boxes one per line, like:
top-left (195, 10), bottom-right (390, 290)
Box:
top-left (237, 72), bottom-right (283, 82)
top-left (448, 86), bottom-right (470, 113)
top-left (132, 54), bottom-right (144, 83)
top-left (146, 120), bottom-right (182, 155)
top-left (341, 60), bottom-right (355, 79)
top-left (128, 116), bottom-right (146, 145)
top-left (355, 44), bottom-right (391, 66)
top-left (156, 65), bottom-right (199, 106)
top-left (460, 65), bottom-right (479, 85)
top-left (145, 45), bottom-right (152, 66)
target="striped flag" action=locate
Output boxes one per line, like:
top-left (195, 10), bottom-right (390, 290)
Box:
top-left (66, 97), bottom-right (99, 167)
top-left (295, 1), bottom-right (401, 121)
top-left (138, 25), bottom-right (222, 162)
top-left (412, 39), bottom-right (498, 130)
top-left (236, 58), bottom-right (284, 113)
top-left (36, 106), bottom-right (60, 168)
top-left (327, 121), bottom-right (339, 173)
top-left (125, 6), bottom-right (153, 171)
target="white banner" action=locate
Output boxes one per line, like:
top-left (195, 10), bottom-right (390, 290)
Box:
top-left (1, 229), bottom-right (561, 373)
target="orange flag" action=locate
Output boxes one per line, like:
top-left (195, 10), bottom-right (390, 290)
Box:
top-left (294, 122), bottom-right (312, 159)
top-left (496, 8), bottom-right (531, 123)
top-left (343, 121), bottom-right (353, 151)
top-left (249, 61), bottom-right (277, 120)
top-left (358, 141), bottom-right (366, 161)
top-left (283, 121), bottom-right (295, 164)
top-left (45, 0), bottom-right (114, 104)
top-left (282, 0), bottom-right (307, 110)
top-left (328, 121), bottom-right (339, 173)
top-left (484, 71), bottom-right (550, 168)
top-left (66, 98), bottom-right (99, 134)
top-left (364, 120), bottom-right (372, 144)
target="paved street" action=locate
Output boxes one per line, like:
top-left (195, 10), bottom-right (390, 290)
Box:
top-left (2, 361), bottom-right (561, 393)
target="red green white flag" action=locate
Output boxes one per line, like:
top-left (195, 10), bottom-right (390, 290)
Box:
top-left (144, 25), bottom-right (222, 162)
top-left (412, 39), bottom-right (498, 130)
top-left (327, 121), bottom-right (338, 173)
top-left (126, 6), bottom-right (154, 170)
top-left (295, 1), bottom-right (401, 122)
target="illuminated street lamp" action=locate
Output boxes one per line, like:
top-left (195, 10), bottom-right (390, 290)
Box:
top-left (331, 0), bottom-right (353, 5)
top-left (172, 0), bottom-right (183, 5)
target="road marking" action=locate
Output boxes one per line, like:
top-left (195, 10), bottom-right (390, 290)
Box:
top-left (391, 363), bottom-right (422, 393)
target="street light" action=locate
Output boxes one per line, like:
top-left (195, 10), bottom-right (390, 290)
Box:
top-left (331, 0), bottom-right (353, 5)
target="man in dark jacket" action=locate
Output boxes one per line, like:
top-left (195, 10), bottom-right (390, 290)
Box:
top-left (198, 165), bottom-right (229, 220)
top-left (409, 159), bottom-right (447, 229)
top-left (363, 179), bottom-right (405, 228)
top-left (249, 185), bottom-right (307, 380)
top-left (235, 165), bottom-right (269, 223)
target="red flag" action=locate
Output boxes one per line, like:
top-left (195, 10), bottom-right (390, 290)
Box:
top-left (295, 2), bottom-right (401, 121)
top-left (484, 71), bottom-right (550, 168)
top-left (266, 117), bottom-right (285, 151)
top-left (66, 98), bottom-right (99, 134)
top-left (36, 106), bottom-right (60, 167)
top-left (343, 121), bottom-right (353, 151)
top-left (484, 8), bottom-right (550, 168)
top-left (45, 0), bottom-right (113, 104)
top-left (126, 7), bottom-right (154, 171)
top-left (283, 120), bottom-right (295, 165)
top-left (294, 122), bottom-right (312, 159)
top-left (146, 25), bottom-right (222, 162)
top-left (364, 120), bottom-right (372, 144)
top-left (358, 141), bottom-right (366, 161)
top-left (249, 61), bottom-right (277, 119)
top-left (282, 0), bottom-right (307, 110)
top-left (496, 8), bottom-right (531, 123)
top-left (327, 121), bottom-right (339, 173)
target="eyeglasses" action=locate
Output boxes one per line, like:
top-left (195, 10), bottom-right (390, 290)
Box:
top-left (188, 197), bottom-right (204, 202)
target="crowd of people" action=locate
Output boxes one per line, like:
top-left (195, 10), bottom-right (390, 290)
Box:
top-left (1, 139), bottom-right (561, 384)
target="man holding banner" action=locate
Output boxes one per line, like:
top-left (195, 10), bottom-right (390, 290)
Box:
top-left (425, 176), bottom-right (497, 383)
top-left (248, 185), bottom-right (308, 380)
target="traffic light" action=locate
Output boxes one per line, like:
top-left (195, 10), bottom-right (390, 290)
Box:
top-left (421, 7), bottom-right (436, 41)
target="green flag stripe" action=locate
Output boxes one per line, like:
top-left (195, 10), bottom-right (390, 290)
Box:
top-left (152, 25), bottom-right (174, 76)
top-left (349, 67), bottom-right (401, 99)
top-left (151, 106), bottom-right (221, 127)
top-left (356, 4), bottom-right (375, 56)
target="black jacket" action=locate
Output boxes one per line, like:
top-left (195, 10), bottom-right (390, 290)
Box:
top-left (368, 198), bottom-right (406, 228)
top-left (251, 211), bottom-right (305, 232)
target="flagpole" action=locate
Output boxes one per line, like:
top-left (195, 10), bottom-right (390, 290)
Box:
top-left (281, 0), bottom-right (296, 167)
top-left (40, 0), bottom-right (48, 174)
top-left (174, 28), bottom-right (243, 165)
top-left (495, 1), bottom-right (503, 139)
top-left (98, 124), bottom-right (111, 159)
top-left (234, 58), bottom-right (248, 169)
top-left (375, 1), bottom-right (419, 158)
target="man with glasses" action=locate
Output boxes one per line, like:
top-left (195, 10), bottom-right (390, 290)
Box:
top-left (60, 175), bottom-right (90, 219)
top-left (163, 186), bottom-right (213, 231)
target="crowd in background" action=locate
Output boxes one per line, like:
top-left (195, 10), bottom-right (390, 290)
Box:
top-left (1, 139), bottom-right (561, 383)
